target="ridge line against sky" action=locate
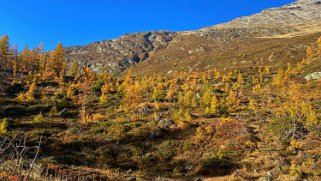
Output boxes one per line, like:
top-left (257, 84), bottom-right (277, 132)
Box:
top-left (0, 0), bottom-right (296, 50)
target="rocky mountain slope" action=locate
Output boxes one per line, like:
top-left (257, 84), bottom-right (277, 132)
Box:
top-left (65, 0), bottom-right (321, 74)
top-left (65, 31), bottom-right (175, 73)
top-left (214, 0), bottom-right (321, 29)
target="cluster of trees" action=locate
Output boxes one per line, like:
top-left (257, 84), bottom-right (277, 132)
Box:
top-left (306, 36), bottom-right (321, 59)
top-left (0, 35), bottom-right (67, 79)
top-left (1, 35), bottom-right (321, 181)
top-left (1, 34), bottom-right (320, 129)
top-left (60, 48), bottom-right (318, 127)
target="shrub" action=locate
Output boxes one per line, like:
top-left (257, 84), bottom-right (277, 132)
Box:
top-left (306, 109), bottom-right (319, 127)
top-left (92, 79), bottom-right (104, 94)
top-left (154, 140), bottom-right (178, 160)
top-left (172, 108), bottom-right (192, 128)
top-left (0, 118), bottom-right (8, 134)
top-left (99, 84), bottom-right (109, 104)
top-left (17, 93), bottom-right (27, 103)
top-left (130, 127), bottom-right (149, 138)
top-left (217, 105), bottom-right (228, 116)
top-left (27, 104), bottom-right (52, 115)
top-left (107, 124), bottom-right (127, 141)
top-left (33, 113), bottom-right (45, 123)
top-left (17, 78), bottom-right (37, 103)
top-left (202, 150), bottom-right (233, 169)
top-left (48, 106), bottom-right (58, 117)
top-left (53, 96), bottom-right (72, 111)
top-left (267, 116), bottom-right (293, 138)
top-left (210, 95), bottom-right (219, 113)
top-left (290, 162), bottom-right (302, 179)
top-left (248, 98), bottom-right (256, 110)
top-left (201, 85), bottom-right (212, 107)
top-left (91, 113), bottom-right (106, 122)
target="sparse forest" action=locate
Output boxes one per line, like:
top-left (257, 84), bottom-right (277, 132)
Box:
top-left (0, 34), bottom-right (321, 180)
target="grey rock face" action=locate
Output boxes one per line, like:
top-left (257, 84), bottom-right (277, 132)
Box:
top-left (197, 0), bottom-right (321, 39)
top-left (209, 0), bottom-right (321, 29)
top-left (65, 31), bottom-right (175, 74)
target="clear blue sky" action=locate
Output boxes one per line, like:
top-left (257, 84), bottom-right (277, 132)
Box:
top-left (0, 0), bottom-right (296, 50)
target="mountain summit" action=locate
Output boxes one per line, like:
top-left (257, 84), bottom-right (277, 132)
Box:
top-left (214, 0), bottom-right (321, 29)
top-left (65, 0), bottom-right (321, 74)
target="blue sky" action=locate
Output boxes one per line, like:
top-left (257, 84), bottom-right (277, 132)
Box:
top-left (0, 0), bottom-right (296, 50)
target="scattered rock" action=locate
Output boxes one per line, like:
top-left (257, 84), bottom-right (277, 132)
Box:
top-left (153, 114), bottom-right (161, 122)
top-left (284, 122), bottom-right (308, 140)
top-left (65, 31), bottom-right (175, 74)
top-left (139, 104), bottom-right (153, 116)
top-left (158, 118), bottom-right (174, 129)
top-left (304, 72), bottom-right (321, 80)
top-left (58, 108), bottom-right (70, 117)
top-left (211, 0), bottom-right (321, 30)
top-left (264, 172), bottom-right (273, 181)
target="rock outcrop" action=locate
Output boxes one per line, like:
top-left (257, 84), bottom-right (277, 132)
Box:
top-left (65, 31), bottom-right (175, 74)
top-left (213, 0), bottom-right (321, 29)
top-left (304, 71), bottom-right (321, 80)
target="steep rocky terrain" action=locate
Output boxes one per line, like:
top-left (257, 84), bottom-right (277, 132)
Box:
top-left (65, 0), bottom-right (321, 74)
top-left (213, 0), bottom-right (321, 30)
top-left (65, 31), bottom-right (175, 73)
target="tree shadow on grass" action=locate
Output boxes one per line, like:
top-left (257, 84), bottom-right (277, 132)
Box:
top-left (40, 123), bottom-right (238, 178)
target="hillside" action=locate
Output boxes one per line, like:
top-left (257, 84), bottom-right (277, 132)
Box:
top-left (1, 35), bottom-right (321, 180)
top-left (1, 0), bottom-right (321, 180)
top-left (65, 0), bottom-right (321, 75)
top-left (134, 0), bottom-right (321, 75)
top-left (65, 31), bottom-right (175, 74)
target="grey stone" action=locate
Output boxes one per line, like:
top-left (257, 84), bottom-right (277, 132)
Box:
top-left (304, 72), bottom-right (321, 81)
top-left (58, 108), bottom-right (70, 117)
top-left (158, 118), bottom-right (174, 129)
top-left (65, 31), bottom-right (175, 74)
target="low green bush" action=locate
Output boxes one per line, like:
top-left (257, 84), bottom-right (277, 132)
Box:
top-left (202, 150), bottom-right (233, 169)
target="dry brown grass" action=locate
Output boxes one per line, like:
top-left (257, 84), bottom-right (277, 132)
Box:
top-left (134, 31), bottom-right (321, 75)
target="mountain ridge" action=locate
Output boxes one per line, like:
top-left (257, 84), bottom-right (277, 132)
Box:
top-left (65, 0), bottom-right (321, 74)
top-left (65, 31), bottom-right (175, 73)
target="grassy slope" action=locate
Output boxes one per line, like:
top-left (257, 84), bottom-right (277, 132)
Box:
top-left (134, 31), bottom-right (321, 75)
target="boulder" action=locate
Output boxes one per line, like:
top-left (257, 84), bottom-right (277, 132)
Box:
top-left (304, 72), bottom-right (321, 81)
